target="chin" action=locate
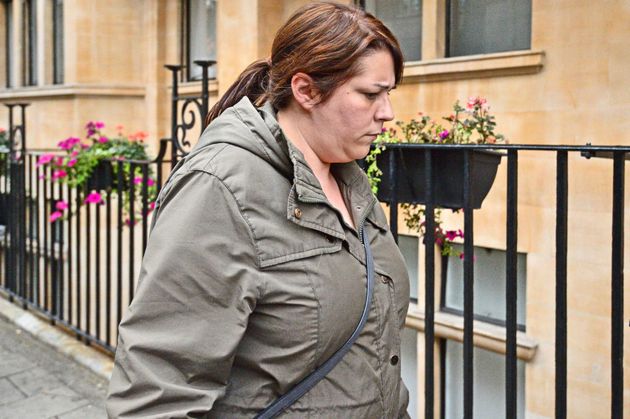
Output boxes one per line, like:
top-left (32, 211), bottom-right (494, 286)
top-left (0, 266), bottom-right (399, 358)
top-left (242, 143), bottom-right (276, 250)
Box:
top-left (352, 144), bottom-right (372, 160)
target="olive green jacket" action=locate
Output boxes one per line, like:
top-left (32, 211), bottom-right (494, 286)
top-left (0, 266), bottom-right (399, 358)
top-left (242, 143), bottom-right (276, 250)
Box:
top-left (106, 98), bottom-right (411, 418)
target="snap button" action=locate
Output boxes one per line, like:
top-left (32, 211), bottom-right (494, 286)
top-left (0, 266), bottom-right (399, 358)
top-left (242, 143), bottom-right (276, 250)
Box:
top-left (294, 208), bottom-right (303, 219)
top-left (390, 355), bottom-right (399, 366)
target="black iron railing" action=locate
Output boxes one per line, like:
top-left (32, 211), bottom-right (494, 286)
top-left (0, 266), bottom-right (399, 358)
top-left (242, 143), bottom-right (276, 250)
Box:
top-left (377, 143), bottom-right (627, 419)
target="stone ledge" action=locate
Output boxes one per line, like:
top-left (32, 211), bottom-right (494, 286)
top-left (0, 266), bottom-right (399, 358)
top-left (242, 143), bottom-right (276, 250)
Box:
top-left (405, 304), bottom-right (538, 361)
top-left (0, 84), bottom-right (146, 100)
top-left (0, 295), bottom-right (113, 381)
top-left (170, 79), bottom-right (220, 97)
top-left (402, 49), bottom-right (545, 83)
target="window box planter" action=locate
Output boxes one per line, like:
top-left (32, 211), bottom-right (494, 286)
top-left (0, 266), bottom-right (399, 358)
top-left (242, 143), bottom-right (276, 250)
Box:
top-left (370, 144), bottom-right (503, 209)
top-left (0, 192), bottom-right (8, 225)
top-left (86, 160), bottom-right (114, 191)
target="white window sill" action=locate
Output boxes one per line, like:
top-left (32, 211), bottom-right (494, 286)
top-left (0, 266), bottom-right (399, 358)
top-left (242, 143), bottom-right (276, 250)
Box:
top-left (402, 50), bottom-right (545, 83)
top-left (406, 303), bottom-right (538, 361)
top-left (0, 84), bottom-right (146, 100)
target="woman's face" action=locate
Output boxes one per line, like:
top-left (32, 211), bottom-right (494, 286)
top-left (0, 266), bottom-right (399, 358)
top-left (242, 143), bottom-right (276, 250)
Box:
top-left (309, 49), bottom-right (396, 163)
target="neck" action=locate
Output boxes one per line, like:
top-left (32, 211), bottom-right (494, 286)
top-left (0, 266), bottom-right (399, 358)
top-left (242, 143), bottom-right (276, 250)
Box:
top-left (277, 106), bottom-right (331, 180)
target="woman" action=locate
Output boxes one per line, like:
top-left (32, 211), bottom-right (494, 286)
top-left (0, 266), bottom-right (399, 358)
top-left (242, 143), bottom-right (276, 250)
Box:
top-left (107, 2), bottom-right (410, 418)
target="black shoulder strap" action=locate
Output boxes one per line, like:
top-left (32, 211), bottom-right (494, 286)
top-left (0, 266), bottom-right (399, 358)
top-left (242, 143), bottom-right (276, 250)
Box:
top-left (255, 227), bottom-right (375, 419)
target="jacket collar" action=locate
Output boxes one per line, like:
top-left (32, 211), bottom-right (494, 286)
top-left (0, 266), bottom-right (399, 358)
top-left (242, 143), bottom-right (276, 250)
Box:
top-left (256, 100), bottom-right (385, 236)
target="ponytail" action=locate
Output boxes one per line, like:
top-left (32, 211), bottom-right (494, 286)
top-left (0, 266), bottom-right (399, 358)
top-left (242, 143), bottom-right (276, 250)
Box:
top-left (205, 58), bottom-right (271, 126)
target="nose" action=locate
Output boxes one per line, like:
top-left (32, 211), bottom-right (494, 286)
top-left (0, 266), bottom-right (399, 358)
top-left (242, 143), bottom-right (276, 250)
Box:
top-left (376, 94), bottom-right (394, 122)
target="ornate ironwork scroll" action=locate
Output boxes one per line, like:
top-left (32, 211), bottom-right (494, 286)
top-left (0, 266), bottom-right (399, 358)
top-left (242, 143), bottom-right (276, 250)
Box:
top-left (164, 60), bottom-right (216, 167)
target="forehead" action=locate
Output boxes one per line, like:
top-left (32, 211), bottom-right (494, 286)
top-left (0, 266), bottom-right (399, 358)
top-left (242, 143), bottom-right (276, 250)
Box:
top-left (350, 50), bottom-right (396, 86)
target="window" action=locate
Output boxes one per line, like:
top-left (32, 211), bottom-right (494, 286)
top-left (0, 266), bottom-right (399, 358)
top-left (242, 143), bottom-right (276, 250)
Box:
top-left (183, 0), bottom-right (217, 81)
top-left (52, 0), bottom-right (63, 84)
top-left (3, 0), bottom-right (14, 88)
top-left (442, 341), bottom-right (525, 418)
top-left (398, 234), bottom-right (419, 302)
top-left (441, 244), bottom-right (527, 329)
top-left (440, 244), bottom-right (527, 418)
top-left (360, 0), bottom-right (422, 61)
top-left (401, 327), bottom-right (419, 419)
top-left (446, 0), bottom-right (532, 57)
top-left (23, 0), bottom-right (37, 86)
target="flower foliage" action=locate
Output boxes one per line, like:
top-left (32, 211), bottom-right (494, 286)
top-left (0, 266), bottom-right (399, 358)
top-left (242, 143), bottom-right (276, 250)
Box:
top-left (366, 97), bottom-right (506, 258)
top-left (38, 122), bottom-right (157, 224)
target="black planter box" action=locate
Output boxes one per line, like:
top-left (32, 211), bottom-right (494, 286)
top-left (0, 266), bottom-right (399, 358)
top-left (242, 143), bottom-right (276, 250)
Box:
top-left (0, 192), bottom-right (7, 225)
top-left (86, 160), bottom-right (114, 191)
top-left (368, 145), bottom-right (503, 209)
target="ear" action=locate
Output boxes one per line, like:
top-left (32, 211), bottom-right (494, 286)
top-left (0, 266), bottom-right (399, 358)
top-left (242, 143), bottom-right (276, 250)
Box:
top-left (290, 72), bottom-right (321, 110)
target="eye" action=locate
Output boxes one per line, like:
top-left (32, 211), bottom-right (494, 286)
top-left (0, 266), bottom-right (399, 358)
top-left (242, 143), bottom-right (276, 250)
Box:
top-left (364, 92), bottom-right (380, 100)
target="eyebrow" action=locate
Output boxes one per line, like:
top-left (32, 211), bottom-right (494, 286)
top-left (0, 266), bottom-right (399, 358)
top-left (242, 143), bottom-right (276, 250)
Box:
top-left (372, 83), bottom-right (396, 90)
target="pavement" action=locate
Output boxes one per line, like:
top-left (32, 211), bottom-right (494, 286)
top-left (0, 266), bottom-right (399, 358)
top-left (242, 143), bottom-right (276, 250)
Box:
top-left (0, 298), bottom-right (110, 418)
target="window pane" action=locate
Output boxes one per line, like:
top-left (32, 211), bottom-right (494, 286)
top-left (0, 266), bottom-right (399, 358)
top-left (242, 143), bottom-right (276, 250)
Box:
top-left (398, 234), bottom-right (418, 301)
top-left (53, 0), bottom-right (64, 84)
top-left (3, 0), bottom-right (13, 88)
top-left (447, 0), bottom-right (531, 57)
top-left (444, 341), bottom-right (525, 419)
top-left (400, 327), bottom-right (418, 419)
top-left (188, 0), bottom-right (217, 80)
top-left (364, 0), bottom-right (422, 61)
top-left (444, 244), bottom-right (527, 326)
top-left (26, 0), bottom-right (37, 85)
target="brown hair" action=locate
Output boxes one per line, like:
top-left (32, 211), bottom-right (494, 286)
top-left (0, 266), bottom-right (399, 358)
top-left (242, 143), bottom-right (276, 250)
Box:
top-left (205, 2), bottom-right (403, 125)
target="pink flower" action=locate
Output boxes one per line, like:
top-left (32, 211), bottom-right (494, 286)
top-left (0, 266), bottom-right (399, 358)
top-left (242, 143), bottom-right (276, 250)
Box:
top-left (84, 192), bottom-right (103, 204)
top-left (445, 229), bottom-right (464, 241)
top-left (57, 137), bottom-right (81, 150)
top-left (133, 176), bottom-right (143, 185)
top-left (445, 230), bottom-right (458, 241)
top-left (37, 153), bottom-right (55, 166)
top-left (95, 121), bottom-right (105, 129)
top-left (98, 136), bottom-right (108, 144)
top-left (439, 130), bottom-right (449, 140)
top-left (149, 201), bottom-right (156, 210)
top-left (49, 211), bottom-right (63, 222)
top-left (147, 178), bottom-right (156, 187)
top-left (71, 150), bottom-right (79, 157)
top-left (467, 96), bottom-right (487, 110)
top-left (128, 131), bottom-right (148, 142)
top-left (0, 128), bottom-right (5, 134)
top-left (52, 169), bottom-right (67, 180)
top-left (66, 158), bottom-right (77, 167)
top-left (55, 200), bottom-right (69, 211)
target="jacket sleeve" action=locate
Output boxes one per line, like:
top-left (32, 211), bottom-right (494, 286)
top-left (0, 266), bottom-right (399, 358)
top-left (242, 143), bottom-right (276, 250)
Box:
top-left (106, 169), bottom-right (261, 418)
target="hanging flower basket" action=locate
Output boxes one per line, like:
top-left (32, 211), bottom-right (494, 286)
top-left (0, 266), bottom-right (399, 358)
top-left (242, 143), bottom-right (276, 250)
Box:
top-left (0, 192), bottom-right (8, 225)
top-left (86, 160), bottom-right (114, 191)
top-left (372, 144), bottom-right (503, 209)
